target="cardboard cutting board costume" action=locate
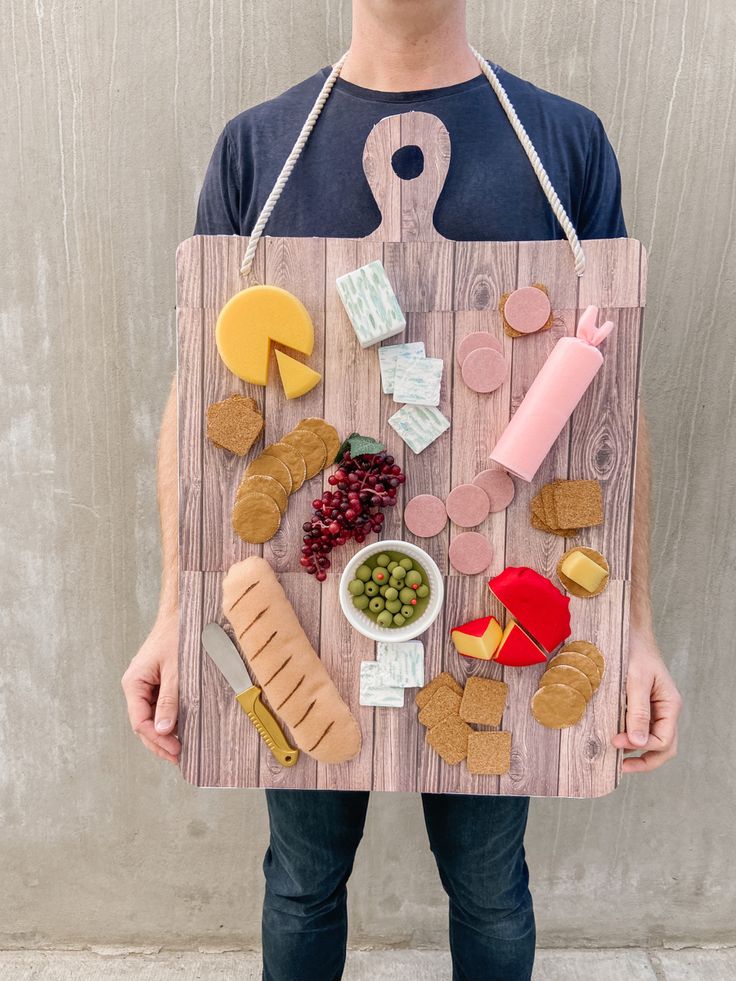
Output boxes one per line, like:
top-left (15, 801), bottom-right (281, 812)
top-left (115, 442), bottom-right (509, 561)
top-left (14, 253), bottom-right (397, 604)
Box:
top-left (177, 49), bottom-right (647, 796)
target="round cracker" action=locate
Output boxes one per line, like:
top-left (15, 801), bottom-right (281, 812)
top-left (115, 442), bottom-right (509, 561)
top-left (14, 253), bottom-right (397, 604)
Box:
top-left (539, 664), bottom-right (593, 702)
top-left (548, 651), bottom-right (601, 692)
top-left (281, 429), bottom-right (326, 478)
top-left (231, 491), bottom-right (282, 544)
top-left (531, 683), bottom-right (587, 729)
top-left (244, 454), bottom-right (292, 495)
top-left (237, 474), bottom-right (288, 514)
top-left (262, 441), bottom-right (307, 492)
top-left (295, 418), bottom-right (340, 467)
top-left (557, 545), bottom-right (610, 598)
top-left (562, 640), bottom-right (606, 680)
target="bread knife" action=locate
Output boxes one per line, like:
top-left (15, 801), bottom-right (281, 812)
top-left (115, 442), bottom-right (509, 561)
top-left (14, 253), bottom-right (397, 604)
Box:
top-left (201, 622), bottom-right (299, 767)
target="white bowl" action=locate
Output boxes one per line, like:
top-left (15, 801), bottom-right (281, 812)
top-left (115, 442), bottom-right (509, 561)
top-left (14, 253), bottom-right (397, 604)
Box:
top-left (339, 540), bottom-right (445, 643)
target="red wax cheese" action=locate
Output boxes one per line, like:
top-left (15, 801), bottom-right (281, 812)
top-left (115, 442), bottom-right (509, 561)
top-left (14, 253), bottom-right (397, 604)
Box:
top-left (494, 620), bottom-right (547, 666)
top-left (488, 566), bottom-right (571, 653)
top-left (451, 615), bottom-right (503, 661)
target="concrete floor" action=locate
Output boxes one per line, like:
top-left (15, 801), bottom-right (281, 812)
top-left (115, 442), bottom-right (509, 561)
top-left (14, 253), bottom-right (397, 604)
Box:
top-left (1, 949), bottom-right (735, 980)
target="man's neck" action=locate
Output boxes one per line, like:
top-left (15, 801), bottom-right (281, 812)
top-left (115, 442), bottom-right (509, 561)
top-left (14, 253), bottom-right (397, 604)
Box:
top-left (340, 0), bottom-right (480, 92)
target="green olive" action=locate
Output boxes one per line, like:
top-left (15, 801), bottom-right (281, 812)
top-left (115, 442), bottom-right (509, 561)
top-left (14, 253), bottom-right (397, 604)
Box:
top-left (392, 613), bottom-right (405, 627)
top-left (392, 566), bottom-right (407, 580)
top-left (356, 564), bottom-right (372, 582)
top-left (399, 558), bottom-right (414, 571)
top-left (385, 599), bottom-right (402, 614)
top-left (371, 567), bottom-right (389, 585)
top-left (348, 579), bottom-right (365, 596)
top-left (384, 586), bottom-right (398, 601)
top-left (401, 605), bottom-right (414, 618)
top-left (387, 561), bottom-right (399, 573)
top-left (364, 581), bottom-right (379, 597)
top-left (399, 587), bottom-right (415, 604)
top-left (405, 570), bottom-right (422, 587)
top-left (376, 610), bottom-right (393, 627)
top-left (416, 584), bottom-right (429, 598)
top-left (352, 594), bottom-right (370, 611)
top-left (369, 596), bottom-right (385, 613)
top-left (376, 553), bottom-right (391, 567)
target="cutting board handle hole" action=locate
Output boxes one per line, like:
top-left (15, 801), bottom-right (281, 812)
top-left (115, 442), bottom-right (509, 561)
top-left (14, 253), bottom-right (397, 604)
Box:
top-left (391, 144), bottom-right (424, 181)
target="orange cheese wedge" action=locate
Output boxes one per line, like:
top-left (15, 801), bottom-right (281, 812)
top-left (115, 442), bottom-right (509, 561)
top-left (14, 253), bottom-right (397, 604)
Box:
top-left (275, 350), bottom-right (322, 399)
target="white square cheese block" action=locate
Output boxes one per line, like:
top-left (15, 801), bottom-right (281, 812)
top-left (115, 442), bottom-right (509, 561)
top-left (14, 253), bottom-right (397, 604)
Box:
top-left (376, 641), bottom-right (425, 688)
top-left (388, 404), bottom-right (451, 454)
top-left (335, 260), bottom-right (406, 349)
top-left (359, 661), bottom-right (405, 708)
top-left (393, 356), bottom-right (444, 406)
top-left (378, 341), bottom-right (425, 394)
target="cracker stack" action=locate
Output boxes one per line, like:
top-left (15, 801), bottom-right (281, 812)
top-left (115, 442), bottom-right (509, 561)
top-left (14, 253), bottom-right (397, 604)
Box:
top-left (530, 640), bottom-right (606, 729)
top-left (530, 479), bottom-right (603, 537)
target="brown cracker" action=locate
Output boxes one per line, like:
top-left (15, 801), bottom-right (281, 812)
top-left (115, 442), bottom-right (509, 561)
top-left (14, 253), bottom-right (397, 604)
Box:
top-left (262, 442), bottom-right (307, 492)
top-left (237, 474), bottom-right (288, 514)
top-left (416, 672), bottom-right (464, 709)
top-left (244, 454), bottom-right (293, 495)
top-left (206, 394), bottom-right (264, 456)
top-left (540, 482), bottom-right (559, 528)
top-left (426, 715), bottom-right (472, 765)
top-left (296, 418), bottom-right (341, 467)
top-left (231, 491), bottom-right (282, 544)
top-left (417, 686), bottom-right (462, 729)
top-left (467, 731), bottom-right (512, 775)
top-left (459, 677), bottom-right (508, 727)
top-left (282, 430), bottom-right (327, 478)
top-left (539, 664), bottom-right (593, 702)
top-left (557, 546), bottom-right (610, 598)
top-left (562, 640), bottom-right (606, 680)
top-left (531, 507), bottom-right (579, 538)
top-left (531, 683), bottom-right (587, 729)
top-left (552, 479), bottom-right (603, 529)
top-left (548, 651), bottom-right (602, 692)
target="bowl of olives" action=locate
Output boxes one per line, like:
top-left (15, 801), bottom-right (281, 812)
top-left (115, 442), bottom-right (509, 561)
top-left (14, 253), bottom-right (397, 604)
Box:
top-left (339, 540), bottom-right (444, 642)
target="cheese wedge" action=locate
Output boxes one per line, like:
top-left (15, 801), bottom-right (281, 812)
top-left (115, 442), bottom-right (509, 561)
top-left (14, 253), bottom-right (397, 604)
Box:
top-left (275, 350), bottom-right (322, 399)
top-left (451, 615), bottom-right (502, 661)
top-left (216, 285), bottom-right (314, 385)
top-left (494, 620), bottom-right (547, 667)
top-left (559, 550), bottom-right (608, 593)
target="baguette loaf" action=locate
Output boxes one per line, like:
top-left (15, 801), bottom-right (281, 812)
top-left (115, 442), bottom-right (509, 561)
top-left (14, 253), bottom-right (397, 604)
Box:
top-left (222, 556), bottom-right (362, 764)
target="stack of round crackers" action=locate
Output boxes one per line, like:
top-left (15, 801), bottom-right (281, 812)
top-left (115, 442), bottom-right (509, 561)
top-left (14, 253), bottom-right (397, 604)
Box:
top-left (232, 418), bottom-right (340, 544)
top-left (530, 640), bottom-right (606, 729)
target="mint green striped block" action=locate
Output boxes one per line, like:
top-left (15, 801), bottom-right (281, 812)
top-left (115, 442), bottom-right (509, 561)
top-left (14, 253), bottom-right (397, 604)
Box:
top-left (336, 260), bottom-right (406, 348)
top-left (387, 405), bottom-right (451, 455)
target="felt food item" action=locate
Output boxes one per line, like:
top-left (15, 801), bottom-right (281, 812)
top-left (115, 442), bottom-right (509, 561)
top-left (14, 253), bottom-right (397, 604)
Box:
top-left (466, 731), bottom-right (512, 775)
top-left (538, 664), bottom-right (593, 702)
top-left (459, 677), bottom-right (508, 727)
top-left (231, 492), bottom-right (283, 544)
top-left (376, 641), bottom-right (425, 688)
top-left (245, 454), bottom-right (293, 496)
top-left (417, 686), bottom-right (463, 728)
top-left (426, 715), bottom-right (473, 765)
top-left (261, 442), bottom-right (307, 492)
top-left (206, 394), bottom-right (264, 456)
top-left (548, 651), bottom-right (601, 692)
top-left (336, 259), bottom-right (406, 348)
top-left (237, 474), bottom-right (289, 515)
top-left (500, 285), bottom-right (552, 336)
top-left (531, 683), bottom-right (587, 729)
top-left (281, 429), bottom-right (327, 478)
top-left (451, 615), bottom-right (503, 662)
top-left (348, 550), bottom-right (431, 628)
top-left (446, 484), bottom-right (491, 528)
top-left (557, 547), bottom-right (610, 598)
top-left (472, 469), bottom-right (515, 512)
top-left (216, 285), bottom-right (314, 385)
top-left (488, 566), bottom-right (571, 653)
top-left (275, 349), bottom-right (322, 399)
top-left (531, 479), bottom-right (603, 534)
top-left (416, 671), bottom-right (463, 709)
top-left (392, 356), bottom-right (444, 406)
top-left (404, 494), bottom-right (448, 539)
top-left (388, 404), bottom-right (450, 455)
top-left (222, 556), bottom-right (361, 764)
top-left (562, 640), bottom-right (606, 680)
top-left (378, 341), bottom-right (426, 394)
top-left (460, 347), bottom-right (508, 394)
top-left (359, 661), bottom-right (404, 708)
top-left (490, 306), bottom-right (615, 482)
top-left (295, 418), bottom-right (341, 466)
top-left (448, 532), bottom-right (494, 576)
top-left (494, 621), bottom-right (547, 667)
top-left (457, 331), bottom-right (503, 365)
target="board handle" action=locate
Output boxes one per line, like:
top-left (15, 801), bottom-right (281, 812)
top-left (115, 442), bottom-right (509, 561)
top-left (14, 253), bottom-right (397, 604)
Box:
top-left (362, 111), bottom-right (451, 243)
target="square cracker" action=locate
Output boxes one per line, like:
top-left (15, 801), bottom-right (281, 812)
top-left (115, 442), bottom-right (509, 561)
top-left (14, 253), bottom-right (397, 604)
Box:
top-left (417, 686), bottom-right (462, 729)
top-left (416, 671), bottom-right (463, 709)
top-left (459, 676), bottom-right (508, 727)
top-left (552, 479), bottom-right (603, 529)
top-left (467, 731), bottom-right (512, 775)
top-left (426, 715), bottom-right (472, 765)
top-left (540, 482), bottom-right (559, 528)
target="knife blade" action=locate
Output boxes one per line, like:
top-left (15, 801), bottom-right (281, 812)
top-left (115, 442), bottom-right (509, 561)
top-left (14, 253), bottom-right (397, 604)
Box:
top-left (201, 622), bottom-right (299, 768)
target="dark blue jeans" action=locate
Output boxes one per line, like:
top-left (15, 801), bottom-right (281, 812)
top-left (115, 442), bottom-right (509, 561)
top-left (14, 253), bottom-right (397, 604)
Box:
top-left (262, 790), bottom-right (534, 981)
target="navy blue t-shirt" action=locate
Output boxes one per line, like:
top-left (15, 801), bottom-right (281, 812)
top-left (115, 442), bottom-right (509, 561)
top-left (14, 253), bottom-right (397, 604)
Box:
top-left (194, 61), bottom-right (627, 241)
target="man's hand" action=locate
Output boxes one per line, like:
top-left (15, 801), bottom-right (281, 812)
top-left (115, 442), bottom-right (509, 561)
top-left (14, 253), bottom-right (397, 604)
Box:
top-left (612, 628), bottom-right (682, 774)
top-left (122, 610), bottom-right (181, 765)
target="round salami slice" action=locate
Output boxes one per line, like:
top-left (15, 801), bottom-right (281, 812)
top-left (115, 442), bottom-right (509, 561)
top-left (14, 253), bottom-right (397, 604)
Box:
top-left (503, 286), bottom-right (551, 334)
top-left (457, 331), bottom-right (503, 366)
top-left (472, 469), bottom-right (515, 512)
top-left (448, 532), bottom-right (494, 575)
top-left (461, 347), bottom-right (508, 393)
top-left (404, 494), bottom-right (448, 538)
top-left (446, 483), bottom-right (490, 528)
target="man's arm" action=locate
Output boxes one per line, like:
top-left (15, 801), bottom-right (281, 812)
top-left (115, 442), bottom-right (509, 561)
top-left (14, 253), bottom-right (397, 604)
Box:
top-left (121, 376), bottom-right (181, 764)
top-left (613, 410), bottom-right (682, 772)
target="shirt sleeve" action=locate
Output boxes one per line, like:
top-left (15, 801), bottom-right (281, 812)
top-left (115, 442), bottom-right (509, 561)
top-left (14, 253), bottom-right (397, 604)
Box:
top-left (193, 122), bottom-right (242, 235)
top-left (576, 114), bottom-right (628, 239)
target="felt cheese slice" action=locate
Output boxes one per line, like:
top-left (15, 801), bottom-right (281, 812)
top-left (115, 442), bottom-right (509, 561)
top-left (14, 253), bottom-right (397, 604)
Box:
top-left (275, 350), bottom-right (322, 399)
top-left (387, 404), bottom-right (450, 455)
top-left (488, 566), bottom-right (570, 653)
top-left (216, 285), bottom-right (314, 385)
top-left (336, 260), bottom-right (406, 348)
top-left (559, 549), bottom-right (608, 593)
top-left (451, 615), bottom-right (502, 661)
top-left (494, 620), bottom-right (547, 667)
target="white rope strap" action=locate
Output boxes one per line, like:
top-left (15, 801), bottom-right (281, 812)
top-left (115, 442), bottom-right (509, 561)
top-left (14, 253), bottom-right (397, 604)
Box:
top-left (239, 51), bottom-right (350, 278)
top-left (470, 46), bottom-right (586, 276)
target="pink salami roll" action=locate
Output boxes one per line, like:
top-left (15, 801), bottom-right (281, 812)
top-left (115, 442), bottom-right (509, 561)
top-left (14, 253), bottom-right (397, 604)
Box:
top-left (449, 532), bottom-right (494, 575)
top-left (461, 347), bottom-right (508, 394)
top-left (404, 494), bottom-right (448, 539)
top-left (446, 483), bottom-right (490, 528)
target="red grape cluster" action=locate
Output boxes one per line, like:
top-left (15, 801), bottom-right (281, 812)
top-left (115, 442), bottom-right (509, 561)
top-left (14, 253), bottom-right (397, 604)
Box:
top-left (300, 452), bottom-right (406, 580)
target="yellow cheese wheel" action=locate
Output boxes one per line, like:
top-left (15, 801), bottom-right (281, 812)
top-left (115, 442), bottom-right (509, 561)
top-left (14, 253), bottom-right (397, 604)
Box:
top-left (275, 350), bottom-right (322, 399)
top-left (215, 285), bottom-right (314, 385)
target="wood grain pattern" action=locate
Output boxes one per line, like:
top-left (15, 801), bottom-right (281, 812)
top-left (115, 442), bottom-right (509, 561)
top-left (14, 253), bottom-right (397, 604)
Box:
top-left (177, 112), bottom-right (645, 795)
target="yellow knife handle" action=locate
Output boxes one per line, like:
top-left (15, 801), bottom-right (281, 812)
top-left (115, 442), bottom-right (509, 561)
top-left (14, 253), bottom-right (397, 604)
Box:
top-left (236, 686), bottom-right (299, 768)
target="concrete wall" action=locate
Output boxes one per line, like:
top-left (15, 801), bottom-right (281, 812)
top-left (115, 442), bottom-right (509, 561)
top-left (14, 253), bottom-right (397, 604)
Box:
top-left (2, 0), bottom-right (734, 952)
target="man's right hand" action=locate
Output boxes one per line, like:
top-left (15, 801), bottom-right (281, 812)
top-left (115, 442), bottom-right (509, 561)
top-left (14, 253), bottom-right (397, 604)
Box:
top-left (122, 610), bottom-right (181, 765)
